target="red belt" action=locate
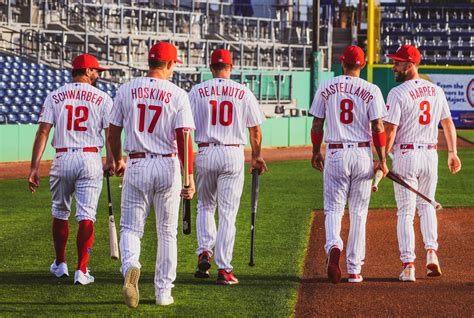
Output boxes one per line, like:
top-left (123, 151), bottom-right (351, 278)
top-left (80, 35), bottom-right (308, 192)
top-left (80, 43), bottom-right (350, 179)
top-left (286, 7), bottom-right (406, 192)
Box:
top-left (129, 153), bottom-right (176, 159)
top-left (400, 144), bottom-right (437, 150)
top-left (198, 143), bottom-right (241, 148)
top-left (328, 142), bottom-right (370, 149)
top-left (56, 147), bottom-right (98, 153)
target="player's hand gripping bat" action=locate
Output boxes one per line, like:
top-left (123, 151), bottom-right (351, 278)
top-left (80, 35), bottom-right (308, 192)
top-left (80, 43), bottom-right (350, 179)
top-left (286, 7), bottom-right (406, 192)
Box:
top-left (249, 169), bottom-right (260, 266)
top-left (182, 130), bottom-right (192, 235)
top-left (106, 174), bottom-right (119, 260)
top-left (387, 171), bottom-right (442, 210)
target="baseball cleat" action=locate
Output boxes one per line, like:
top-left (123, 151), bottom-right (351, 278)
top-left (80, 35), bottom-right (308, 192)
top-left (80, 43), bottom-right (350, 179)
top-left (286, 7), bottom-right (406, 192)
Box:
top-left (123, 267), bottom-right (140, 308)
top-left (327, 246), bottom-right (342, 284)
top-left (216, 269), bottom-right (239, 285)
top-left (50, 260), bottom-right (69, 278)
top-left (74, 269), bottom-right (94, 285)
top-left (399, 263), bottom-right (416, 282)
top-left (426, 249), bottom-right (442, 277)
top-left (195, 251), bottom-right (211, 278)
top-left (348, 274), bottom-right (363, 283)
top-left (156, 291), bottom-right (174, 306)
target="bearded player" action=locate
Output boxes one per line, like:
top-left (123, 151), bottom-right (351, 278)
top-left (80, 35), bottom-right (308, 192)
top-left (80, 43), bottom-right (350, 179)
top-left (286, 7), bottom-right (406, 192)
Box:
top-left (28, 54), bottom-right (114, 285)
top-left (310, 45), bottom-right (388, 284)
top-left (384, 45), bottom-right (462, 282)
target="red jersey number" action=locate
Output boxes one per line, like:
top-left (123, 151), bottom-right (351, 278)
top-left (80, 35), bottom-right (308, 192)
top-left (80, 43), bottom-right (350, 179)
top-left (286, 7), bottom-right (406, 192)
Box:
top-left (419, 100), bottom-right (431, 125)
top-left (210, 100), bottom-right (233, 126)
top-left (65, 105), bottom-right (88, 131)
top-left (137, 103), bottom-right (163, 133)
top-left (340, 99), bottom-right (354, 124)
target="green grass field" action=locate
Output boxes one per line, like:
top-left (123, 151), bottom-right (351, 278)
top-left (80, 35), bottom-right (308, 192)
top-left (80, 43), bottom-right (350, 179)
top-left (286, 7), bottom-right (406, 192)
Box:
top-left (457, 130), bottom-right (474, 144)
top-left (1, 149), bottom-right (473, 317)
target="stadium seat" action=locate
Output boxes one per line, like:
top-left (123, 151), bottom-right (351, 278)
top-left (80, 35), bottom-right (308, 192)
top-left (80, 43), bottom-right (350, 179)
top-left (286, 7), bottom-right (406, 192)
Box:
top-left (19, 105), bottom-right (30, 112)
top-left (12, 68), bottom-right (20, 76)
top-left (25, 89), bottom-right (34, 97)
top-left (34, 96), bottom-right (43, 105)
top-left (24, 96), bottom-right (33, 106)
top-left (0, 82), bottom-right (5, 90)
top-left (18, 82), bottom-right (27, 90)
top-left (27, 82), bottom-right (36, 89)
top-left (9, 105), bottom-right (21, 114)
top-left (6, 113), bottom-right (18, 123)
top-left (0, 55), bottom-right (5, 62)
top-left (12, 62), bottom-right (20, 69)
top-left (16, 89), bottom-right (25, 97)
top-left (0, 105), bottom-right (7, 113)
top-left (31, 105), bottom-right (41, 113)
top-left (6, 89), bottom-right (15, 97)
top-left (3, 61), bottom-right (11, 69)
top-left (20, 68), bottom-right (29, 76)
top-left (19, 74), bottom-right (27, 82)
top-left (29, 113), bottom-right (39, 123)
top-left (0, 114), bottom-right (6, 124)
top-left (8, 82), bottom-right (18, 90)
top-left (18, 113), bottom-right (30, 124)
top-left (0, 89), bottom-right (4, 98)
top-left (3, 96), bottom-right (12, 106)
top-left (5, 56), bottom-right (13, 63)
top-left (46, 69), bottom-right (54, 76)
top-left (13, 56), bottom-right (21, 63)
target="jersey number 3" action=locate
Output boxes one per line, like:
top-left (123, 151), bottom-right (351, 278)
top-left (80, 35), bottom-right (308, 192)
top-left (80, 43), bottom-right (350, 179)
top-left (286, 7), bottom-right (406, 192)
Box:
top-left (210, 100), bottom-right (233, 126)
top-left (66, 105), bottom-right (88, 131)
top-left (340, 99), bottom-right (354, 124)
top-left (419, 100), bottom-right (431, 125)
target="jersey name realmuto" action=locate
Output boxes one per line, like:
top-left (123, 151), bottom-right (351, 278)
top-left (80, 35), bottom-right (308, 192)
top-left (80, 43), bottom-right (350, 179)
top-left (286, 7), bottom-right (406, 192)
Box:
top-left (188, 78), bottom-right (265, 145)
top-left (39, 82), bottom-right (113, 148)
top-left (385, 79), bottom-right (451, 144)
top-left (309, 75), bottom-right (387, 143)
top-left (110, 77), bottom-right (195, 154)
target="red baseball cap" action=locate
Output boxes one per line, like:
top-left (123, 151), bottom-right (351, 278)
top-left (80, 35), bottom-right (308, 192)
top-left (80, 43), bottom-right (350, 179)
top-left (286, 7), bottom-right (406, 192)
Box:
top-left (387, 45), bottom-right (421, 64)
top-left (149, 42), bottom-right (182, 64)
top-left (72, 54), bottom-right (107, 71)
top-left (339, 45), bottom-right (366, 66)
top-left (211, 49), bottom-right (233, 66)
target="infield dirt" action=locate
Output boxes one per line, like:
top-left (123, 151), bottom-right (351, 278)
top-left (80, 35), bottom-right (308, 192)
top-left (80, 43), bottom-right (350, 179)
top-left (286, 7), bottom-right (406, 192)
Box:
top-left (295, 208), bottom-right (474, 317)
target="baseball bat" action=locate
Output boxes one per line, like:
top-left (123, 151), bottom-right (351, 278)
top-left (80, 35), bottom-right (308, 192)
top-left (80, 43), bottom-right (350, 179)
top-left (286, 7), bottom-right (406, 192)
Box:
top-left (182, 130), bottom-right (191, 235)
top-left (249, 169), bottom-right (260, 267)
top-left (106, 174), bottom-right (120, 260)
top-left (387, 171), bottom-right (442, 210)
top-left (372, 169), bottom-right (384, 192)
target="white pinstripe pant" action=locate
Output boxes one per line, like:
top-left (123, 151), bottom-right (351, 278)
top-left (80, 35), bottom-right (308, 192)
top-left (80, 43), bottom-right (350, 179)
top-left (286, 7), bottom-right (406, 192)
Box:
top-left (119, 155), bottom-right (181, 298)
top-left (323, 146), bottom-right (373, 274)
top-left (49, 150), bottom-right (103, 222)
top-left (392, 147), bottom-right (438, 263)
top-left (195, 145), bottom-right (245, 271)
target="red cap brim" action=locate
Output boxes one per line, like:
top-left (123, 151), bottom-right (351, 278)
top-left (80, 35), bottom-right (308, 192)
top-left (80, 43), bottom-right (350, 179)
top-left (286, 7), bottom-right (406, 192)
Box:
top-left (386, 54), bottom-right (408, 61)
top-left (175, 59), bottom-right (183, 64)
top-left (96, 67), bottom-right (107, 72)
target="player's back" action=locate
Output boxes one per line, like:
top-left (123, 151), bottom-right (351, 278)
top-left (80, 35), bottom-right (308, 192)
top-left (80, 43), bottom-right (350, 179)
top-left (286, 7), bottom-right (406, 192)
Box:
top-left (40, 82), bottom-right (112, 148)
top-left (189, 78), bottom-right (262, 145)
top-left (386, 79), bottom-right (450, 145)
top-left (114, 77), bottom-right (189, 154)
top-left (310, 75), bottom-right (385, 143)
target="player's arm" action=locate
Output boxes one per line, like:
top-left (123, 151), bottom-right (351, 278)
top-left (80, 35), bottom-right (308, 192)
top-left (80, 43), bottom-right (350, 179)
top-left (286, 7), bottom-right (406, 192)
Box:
top-left (28, 122), bottom-right (53, 192)
top-left (176, 127), bottom-right (195, 200)
top-left (383, 122), bottom-right (397, 155)
top-left (371, 118), bottom-right (388, 176)
top-left (440, 117), bottom-right (461, 174)
top-left (311, 116), bottom-right (325, 172)
top-left (249, 125), bottom-right (268, 174)
top-left (107, 124), bottom-right (125, 177)
top-left (103, 127), bottom-right (115, 176)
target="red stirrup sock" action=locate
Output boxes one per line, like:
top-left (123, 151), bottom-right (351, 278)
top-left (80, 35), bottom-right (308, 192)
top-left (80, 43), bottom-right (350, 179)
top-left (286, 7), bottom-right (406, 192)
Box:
top-left (52, 218), bottom-right (69, 265)
top-left (77, 220), bottom-right (94, 273)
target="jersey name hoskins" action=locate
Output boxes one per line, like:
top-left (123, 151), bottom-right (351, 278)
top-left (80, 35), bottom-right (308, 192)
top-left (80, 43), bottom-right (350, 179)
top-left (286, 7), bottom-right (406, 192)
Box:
top-left (321, 83), bottom-right (374, 104)
top-left (197, 85), bottom-right (246, 100)
top-left (131, 87), bottom-right (172, 103)
top-left (51, 90), bottom-right (104, 105)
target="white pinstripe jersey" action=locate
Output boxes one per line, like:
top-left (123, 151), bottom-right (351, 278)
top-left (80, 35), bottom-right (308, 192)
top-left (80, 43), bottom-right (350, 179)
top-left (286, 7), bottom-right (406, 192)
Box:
top-left (39, 82), bottom-right (113, 148)
top-left (188, 78), bottom-right (265, 145)
top-left (385, 79), bottom-right (451, 144)
top-left (309, 75), bottom-right (387, 143)
top-left (110, 77), bottom-right (195, 154)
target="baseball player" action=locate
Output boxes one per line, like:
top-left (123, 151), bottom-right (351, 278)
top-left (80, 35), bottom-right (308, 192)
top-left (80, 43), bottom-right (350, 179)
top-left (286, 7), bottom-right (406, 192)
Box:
top-left (108, 41), bottom-right (195, 308)
top-left (189, 49), bottom-right (267, 285)
top-left (310, 45), bottom-right (388, 284)
top-left (384, 45), bottom-right (462, 282)
top-left (28, 54), bottom-right (114, 285)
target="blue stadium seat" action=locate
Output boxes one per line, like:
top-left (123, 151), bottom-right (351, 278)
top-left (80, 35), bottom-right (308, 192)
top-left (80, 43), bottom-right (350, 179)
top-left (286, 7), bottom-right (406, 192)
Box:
top-left (29, 113), bottom-right (39, 123)
top-left (19, 74), bottom-right (27, 82)
top-left (21, 62), bottom-right (29, 69)
top-left (18, 82), bottom-right (27, 89)
top-left (19, 105), bottom-right (30, 112)
top-left (46, 69), bottom-right (54, 76)
top-left (30, 63), bottom-right (39, 70)
top-left (0, 74), bottom-right (8, 82)
top-left (107, 90), bottom-right (115, 98)
top-left (97, 82), bottom-right (105, 90)
top-left (55, 75), bottom-right (63, 83)
top-left (5, 56), bottom-right (13, 63)
top-left (46, 82), bottom-right (54, 90)
top-left (13, 97), bottom-right (23, 107)
top-left (46, 75), bottom-right (54, 83)
top-left (0, 55), bottom-right (5, 62)
top-left (8, 82), bottom-right (18, 90)
top-left (16, 89), bottom-right (25, 97)
top-left (37, 68), bottom-right (45, 76)
top-left (39, 64), bottom-right (47, 70)
top-left (27, 82), bottom-right (36, 89)
top-left (0, 82), bottom-right (6, 90)
top-left (54, 82), bottom-right (62, 89)
top-left (26, 89), bottom-right (34, 97)
top-left (13, 56), bottom-right (21, 63)
top-left (0, 89), bottom-right (4, 98)
top-left (12, 62), bottom-right (20, 69)
top-left (0, 114), bottom-right (6, 124)
top-left (63, 75), bottom-right (69, 82)
top-left (31, 105), bottom-right (41, 113)
top-left (6, 113), bottom-right (18, 123)
top-left (2, 96), bottom-right (13, 106)
top-left (33, 96), bottom-right (43, 105)
top-left (24, 96), bottom-right (33, 106)
top-left (0, 105), bottom-right (7, 113)
top-left (3, 61), bottom-right (11, 69)
top-left (9, 105), bottom-right (20, 113)
top-left (35, 89), bottom-right (46, 98)
top-left (37, 75), bottom-right (45, 83)
top-left (55, 69), bottom-right (62, 75)
top-left (30, 68), bottom-right (38, 76)
top-left (12, 68), bottom-right (20, 76)
top-left (18, 113), bottom-right (30, 124)
top-left (20, 68), bottom-right (29, 76)
top-left (6, 89), bottom-right (15, 97)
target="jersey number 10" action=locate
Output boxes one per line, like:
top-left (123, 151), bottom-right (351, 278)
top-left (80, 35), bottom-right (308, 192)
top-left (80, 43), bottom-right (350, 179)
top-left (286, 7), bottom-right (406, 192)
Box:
top-left (210, 100), bottom-right (233, 126)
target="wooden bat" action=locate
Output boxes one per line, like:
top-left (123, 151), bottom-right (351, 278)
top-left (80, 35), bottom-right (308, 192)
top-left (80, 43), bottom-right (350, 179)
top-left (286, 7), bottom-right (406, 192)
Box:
top-left (372, 169), bottom-right (384, 192)
top-left (387, 171), bottom-right (442, 210)
top-left (106, 174), bottom-right (119, 260)
top-left (249, 169), bottom-right (260, 266)
top-left (182, 130), bottom-right (191, 235)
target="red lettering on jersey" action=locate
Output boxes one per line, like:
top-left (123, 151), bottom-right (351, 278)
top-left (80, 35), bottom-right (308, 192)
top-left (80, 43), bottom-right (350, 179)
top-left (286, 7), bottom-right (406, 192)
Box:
top-left (165, 92), bottom-right (172, 104)
top-left (211, 86), bottom-right (217, 96)
top-left (86, 92), bottom-right (93, 101)
top-left (158, 90), bottom-right (166, 102)
top-left (81, 90), bottom-right (87, 100)
top-left (366, 94), bottom-right (374, 104)
top-left (52, 94), bottom-right (59, 104)
top-left (321, 91), bottom-right (327, 100)
top-left (409, 90), bottom-right (416, 100)
top-left (204, 87), bottom-right (210, 96)
top-left (96, 96), bottom-right (103, 105)
top-left (222, 86), bottom-right (229, 96)
top-left (131, 88), bottom-right (137, 99)
top-left (198, 88), bottom-right (205, 98)
top-left (238, 90), bottom-right (245, 100)
top-left (143, 87), bottom-right (149, 99)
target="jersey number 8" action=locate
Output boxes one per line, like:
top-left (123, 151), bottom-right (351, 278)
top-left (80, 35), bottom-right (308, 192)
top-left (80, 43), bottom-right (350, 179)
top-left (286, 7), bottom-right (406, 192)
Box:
top-left (340, 99), bottom-right (354, 124)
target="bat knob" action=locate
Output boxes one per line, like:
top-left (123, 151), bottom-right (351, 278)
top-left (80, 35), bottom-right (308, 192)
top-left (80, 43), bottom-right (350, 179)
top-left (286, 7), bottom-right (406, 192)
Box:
top-left (372, 186), bottom-right (378, 192)
top-left (435, 204), bottom-right (442, 210)
top-left (249, 262), bottom-right (255, 267)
